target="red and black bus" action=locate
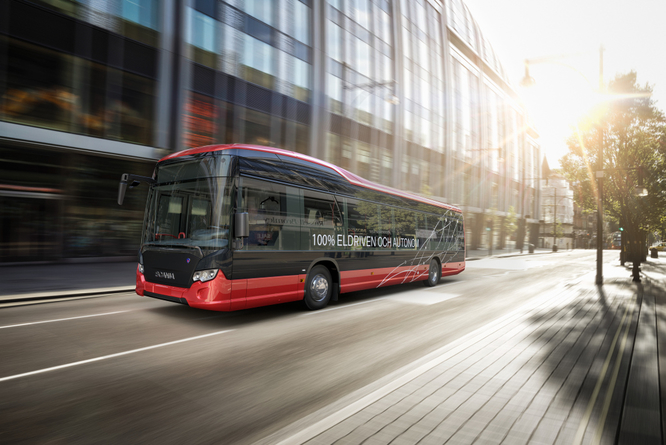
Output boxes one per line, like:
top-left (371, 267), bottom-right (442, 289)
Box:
top-left (118, 144), bottom-right (465, 311)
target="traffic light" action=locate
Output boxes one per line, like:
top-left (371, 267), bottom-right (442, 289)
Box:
top-left (619, 227), bottom-right (623, 231)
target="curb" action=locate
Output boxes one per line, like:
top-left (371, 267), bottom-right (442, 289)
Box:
top-left (0, 287), bottom-right (135, 306)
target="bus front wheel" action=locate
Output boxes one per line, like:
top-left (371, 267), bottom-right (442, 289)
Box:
top-left (424, 258), bottom-right (441, 287)
top-left (304, 265), bottom-right (332, 310)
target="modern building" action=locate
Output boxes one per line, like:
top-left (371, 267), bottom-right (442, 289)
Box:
top-left (539, 174), bottom-right (574, 250)
top-left (0, 0), bottom-right (542, 263)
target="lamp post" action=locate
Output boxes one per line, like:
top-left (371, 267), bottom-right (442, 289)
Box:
top-left (595, 47), bottom-right (605, 285)
top-left (520, 45), bottom-right (605, 285)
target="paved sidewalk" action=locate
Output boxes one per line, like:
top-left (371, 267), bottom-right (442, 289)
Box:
top-left (0, 261), bottom-right (137, 303)
top-left (258, 258), bottom-right (665, 445)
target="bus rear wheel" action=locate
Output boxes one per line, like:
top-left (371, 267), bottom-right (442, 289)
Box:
top-left (424, 258), bottom-right (441, 287)
top-left (304, 265), bottom-right (332, 310)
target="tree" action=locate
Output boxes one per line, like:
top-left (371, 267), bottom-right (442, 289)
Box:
top-left (503, 206), bottom-right (517, 241)
top-left (560, 72), bottom-right (666, 276)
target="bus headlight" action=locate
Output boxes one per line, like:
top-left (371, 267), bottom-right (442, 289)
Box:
top-left (138, 263), bottom-right (144, 274)
top-left (193, 269), bottom-right (218, 283)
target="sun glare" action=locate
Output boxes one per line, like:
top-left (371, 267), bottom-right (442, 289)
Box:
top-left (521, 64), bottom-right (605, 167)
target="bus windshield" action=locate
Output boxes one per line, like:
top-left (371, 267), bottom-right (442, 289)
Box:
top-left (141, 155), bottom-right (233, 251)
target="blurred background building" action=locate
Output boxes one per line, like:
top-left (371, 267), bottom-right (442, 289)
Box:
top-left (538, 174), bottom-right (573, 250)
top-left (0, 0), bottom-right (543, 263)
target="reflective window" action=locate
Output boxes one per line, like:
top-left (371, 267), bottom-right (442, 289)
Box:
top-left (294, 57), bottom-right (311, 91)
top-left (379, 9), bottom-right (391, 44)
top-left (356, 38), bottom-right (371, 78)
top-left (238, 0), bottom-right (274, 27)
top-left (243, 109), bottom-right (272, 146)
top-left (327, 74), bottom-right (342, 114)
top-left (294, 1), bottom-right (311, 44)
top-left (328, 22), bottom-right (343, 62)
top-left (188, 8), bottom-right (217, 53)
top-left (345, 198), bottom-right (381, 250)
top-left (303, 190), bottom-right (343, 250)
top-left (1, 38), bottom-right (154, 146)
top-left (240, 179), bottom-right (301, 251)
top-left (184, 93), bottom-right (217, 148)
top-left (121, 0), bottom-right (158, 29)
top-left (242, 35), bottom-right (276, 89)
top-left (354, 0), bottom-right (370, 30)
top-left (357, 142), bottom-right (371, 179)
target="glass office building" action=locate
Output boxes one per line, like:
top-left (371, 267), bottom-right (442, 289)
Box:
top-left (0, 0), bottom-right (542, 263)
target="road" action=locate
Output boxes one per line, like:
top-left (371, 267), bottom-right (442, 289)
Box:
top-left (0, 250), bottom-right (619, 444)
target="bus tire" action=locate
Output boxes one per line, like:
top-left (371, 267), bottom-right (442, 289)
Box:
top-left (424, 258), bottom-right (441, 287)
top-left (304, 265), bottom-right (332, 310)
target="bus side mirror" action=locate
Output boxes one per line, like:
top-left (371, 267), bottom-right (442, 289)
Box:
top-left (118, 173), bottom-right (129, 205)
top-left (118, 173), bottom-right (155, 205)
top-left (235, 212), bottom-right (249, 238)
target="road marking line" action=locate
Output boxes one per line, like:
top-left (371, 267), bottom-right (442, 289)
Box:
top-left (0, 330), bottom-right (233, 383)
top-left (0, 311), bottom-right (130, 329)
top-left (573, 300), bottom-right (634, 445)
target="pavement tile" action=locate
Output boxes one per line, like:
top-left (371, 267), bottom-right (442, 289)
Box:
top-left (446, 417), bottom-right (491, 444)
top-left (502, 413), bottom-right (542, 444)
top-left (530, 417), bottom-right (565, 445)
top-left (392, 419), bottom-right (434, 443)
top-left (553, 425), bottom-right (578, 445)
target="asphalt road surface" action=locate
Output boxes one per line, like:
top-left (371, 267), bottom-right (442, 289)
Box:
top-left (0, 250), bottom-right (619, 444)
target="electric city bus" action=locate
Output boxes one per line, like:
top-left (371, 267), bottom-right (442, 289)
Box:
top-left (118, 144), bottom-right (465, 311)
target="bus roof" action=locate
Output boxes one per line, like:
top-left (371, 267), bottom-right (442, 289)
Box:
top-left (160, 144), bottom-right (461, 213)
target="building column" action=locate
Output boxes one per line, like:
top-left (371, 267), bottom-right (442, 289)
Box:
top-left (308, 0), bottom-right (327, 161)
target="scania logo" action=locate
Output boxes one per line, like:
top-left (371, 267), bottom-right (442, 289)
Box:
top-left (155, 271), bottom-right (176, 280)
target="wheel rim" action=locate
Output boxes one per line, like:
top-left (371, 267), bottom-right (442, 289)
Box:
top-left (310, 274), bottom-right (329, 302)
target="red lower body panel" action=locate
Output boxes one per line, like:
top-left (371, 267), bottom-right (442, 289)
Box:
top-left (339, 262), bottom-right (464, 294)
top-left (136, 266), bottom-right (305, 311)
top-left (136, 262), bottom-right (464, 311)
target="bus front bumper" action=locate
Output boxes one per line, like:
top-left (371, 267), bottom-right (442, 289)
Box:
top-left (136, 266), bottom-right (234, 311)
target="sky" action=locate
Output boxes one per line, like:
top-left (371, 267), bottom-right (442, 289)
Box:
top-left (463, 0), bottom-right (666, 168)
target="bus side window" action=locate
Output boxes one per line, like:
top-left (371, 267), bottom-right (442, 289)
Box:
top-left (302, 189), bottom-right (341, 250)
top-left (239, 178), bottom-right (301, 251)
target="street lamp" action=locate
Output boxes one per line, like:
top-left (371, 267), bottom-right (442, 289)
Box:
top-left (520, 45), bottom-right (605, 285)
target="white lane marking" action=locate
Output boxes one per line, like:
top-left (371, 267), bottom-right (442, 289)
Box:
top-left (0, 311), bottom-right (130, 329)
top-left (0, 330), bottom-right (233, 383)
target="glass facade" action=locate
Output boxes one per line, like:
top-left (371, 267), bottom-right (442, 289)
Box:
top-left (0, 0), bottom-right (541, 262)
